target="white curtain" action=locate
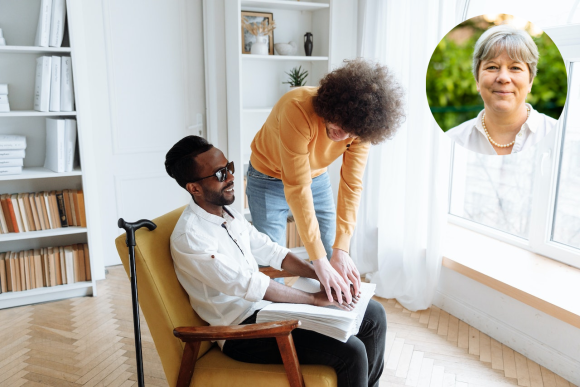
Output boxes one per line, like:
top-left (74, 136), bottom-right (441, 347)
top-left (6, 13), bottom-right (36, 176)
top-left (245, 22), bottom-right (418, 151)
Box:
top-left (350, 0), bottom-right (459, 311)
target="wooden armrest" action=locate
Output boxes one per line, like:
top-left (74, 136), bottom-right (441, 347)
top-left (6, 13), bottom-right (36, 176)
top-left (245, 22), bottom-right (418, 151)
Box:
top-left (174, 320), bottom-right (300, 342)
top-left (259, 267), bottom-right (297, 278)
top-left (175, 319), bottom-right (305, 387)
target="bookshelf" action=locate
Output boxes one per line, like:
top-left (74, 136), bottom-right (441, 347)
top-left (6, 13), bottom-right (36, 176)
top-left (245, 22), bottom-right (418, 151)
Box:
top-left (0, 0), bottom-right (96, 308)
top-left (223, 0), bottom-right (341, 258)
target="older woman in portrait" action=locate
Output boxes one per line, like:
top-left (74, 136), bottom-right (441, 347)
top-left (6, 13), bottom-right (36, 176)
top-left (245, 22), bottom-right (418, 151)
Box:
top-left (446, 24), bottom-right (557, 155)
top-left (246, 59), bottom-right (405, 304)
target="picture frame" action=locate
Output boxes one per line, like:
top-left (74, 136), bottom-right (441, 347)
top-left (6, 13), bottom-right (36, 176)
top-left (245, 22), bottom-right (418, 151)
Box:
top-left (241, 11), bottom-right (274, 55)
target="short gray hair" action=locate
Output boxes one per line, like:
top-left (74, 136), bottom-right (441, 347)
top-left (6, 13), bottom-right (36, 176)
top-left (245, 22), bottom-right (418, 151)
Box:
top-left (472, 24), bottom-right (539, 83)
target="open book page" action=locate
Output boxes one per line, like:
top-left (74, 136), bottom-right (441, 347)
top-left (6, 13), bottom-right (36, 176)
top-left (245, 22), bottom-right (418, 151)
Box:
top-left (256, 277), bottom-right (376, 342)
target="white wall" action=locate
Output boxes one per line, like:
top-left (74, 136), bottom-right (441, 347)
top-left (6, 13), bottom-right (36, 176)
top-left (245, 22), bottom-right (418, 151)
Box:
top-left (75, 0), bottom-right (207, 273)
top-left (435, 267), bottom-right (580, 384)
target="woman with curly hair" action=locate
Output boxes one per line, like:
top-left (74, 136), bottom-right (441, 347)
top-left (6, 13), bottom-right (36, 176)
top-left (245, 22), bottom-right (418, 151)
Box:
top-left (247, 58), bottom-right (405, 303)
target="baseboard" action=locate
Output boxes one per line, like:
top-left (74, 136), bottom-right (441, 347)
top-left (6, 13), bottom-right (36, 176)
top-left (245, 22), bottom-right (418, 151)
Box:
top-left (433, 289), bottom-right (580, 385)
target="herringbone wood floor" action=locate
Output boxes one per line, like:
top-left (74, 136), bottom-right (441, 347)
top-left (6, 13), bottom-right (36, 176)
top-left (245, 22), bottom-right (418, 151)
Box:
top-left (0, 265), bottom-right (576, 387)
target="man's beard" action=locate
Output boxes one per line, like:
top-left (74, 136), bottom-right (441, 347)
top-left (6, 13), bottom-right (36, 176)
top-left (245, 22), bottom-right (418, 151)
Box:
top-left (204, 182), bottom-right (235, 206)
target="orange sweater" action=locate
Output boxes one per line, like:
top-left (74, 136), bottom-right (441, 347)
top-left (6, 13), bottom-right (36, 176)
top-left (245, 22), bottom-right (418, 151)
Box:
top-left (250, 87), bottom-right (370, 261)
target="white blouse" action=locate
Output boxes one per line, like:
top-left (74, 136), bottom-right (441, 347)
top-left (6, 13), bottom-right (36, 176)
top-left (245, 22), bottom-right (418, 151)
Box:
top-left (446, 104), bottom-right (558, 155)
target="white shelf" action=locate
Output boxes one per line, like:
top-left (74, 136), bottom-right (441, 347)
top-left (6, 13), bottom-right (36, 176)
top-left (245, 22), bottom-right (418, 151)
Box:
top-left (0, 281), bottom-right (93, 309)
top-left (243, 108), bottom-right (273, 113)
top-left (0, 167), bottom-right (82, 181)
top-left (0, 110), bottom-right (77, 117)
top-left (241, 0), bottom-right (329, 11)
top-left (0, 46), bottom-right (72, 54)
top-left (0, 227), bottom-right (88, 243)
top-left (242, 54), bottom-right (328, 61)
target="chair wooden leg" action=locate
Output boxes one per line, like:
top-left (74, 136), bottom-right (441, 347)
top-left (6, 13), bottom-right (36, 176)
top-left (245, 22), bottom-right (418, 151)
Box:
top-left (276, 333), bottom-right (305, 387)
top-left (176, 341), bottom-right (201, 387)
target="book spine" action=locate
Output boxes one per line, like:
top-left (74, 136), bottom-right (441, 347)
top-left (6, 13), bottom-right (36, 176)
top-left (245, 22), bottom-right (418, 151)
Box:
top-left (43, 192), bottom-right (54, 229)
top-left (77, 190), bottom-right (87, 227)
top-left (44, 118), bottom-right (65, 172)
top-left (35, 0), bottom-right (53, 47)
top-left (0, 140), bottom-right (27, 150)
top-left (49, 0), bottom-right (66, 47)
top-left (83, 244), bottom-right (91, 281)
top-left (6, 196), bottom-right (20, 233)
top-left (34, 56), bottom-right (52, 112)
top-left (49, 56), bottom-right (61, 112)
top-left (65, 120), bottom-right (77, 172)
top-left (60, 57), bottom-right (74, 111)
top-left (0, 150), bottom-right (25, 159)
top-left (56, 191), bottom-right (68, 227)
top-left (0, 167), bottom-right (22, 175)
top-left (0, 159), bottom-right (23, 167)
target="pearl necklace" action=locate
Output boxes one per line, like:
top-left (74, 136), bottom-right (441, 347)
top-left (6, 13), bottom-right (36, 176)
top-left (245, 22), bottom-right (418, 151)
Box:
top-left (482, 107), bottom-right (530, 148)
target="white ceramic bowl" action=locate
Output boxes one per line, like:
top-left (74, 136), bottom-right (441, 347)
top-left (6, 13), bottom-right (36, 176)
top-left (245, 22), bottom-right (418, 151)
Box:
top-left (274, 42), bottom-right (297, 56)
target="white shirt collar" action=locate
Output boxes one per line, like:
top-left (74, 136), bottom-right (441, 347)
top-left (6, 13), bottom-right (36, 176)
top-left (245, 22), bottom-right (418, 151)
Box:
top-left (189, 198), bottom-right (235, 225)
top-left (474, 103), bottom-right (537, 137)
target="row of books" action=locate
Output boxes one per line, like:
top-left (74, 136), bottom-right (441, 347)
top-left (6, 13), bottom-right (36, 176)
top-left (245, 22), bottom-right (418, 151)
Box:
top-left (0, 189), bottom-right (86, 234)
top-left (286, 217), bottom-right (304, 249)
top-left (45, 118), bottom-right (77, 173)
top-left (0, 243), bottom-right (91, 294)
top-left (35, 0), bottom-right (67, 48)
top-left (35, 56), bottom-right (74, 112)
top-left (0, 135), bottom-right (26, 176)
top-left (0, 84), bottom-right (10, 113)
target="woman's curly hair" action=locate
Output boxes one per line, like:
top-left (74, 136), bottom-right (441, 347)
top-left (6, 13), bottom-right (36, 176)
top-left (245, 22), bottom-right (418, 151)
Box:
top-left (312, 58), bottom-right (405, 145)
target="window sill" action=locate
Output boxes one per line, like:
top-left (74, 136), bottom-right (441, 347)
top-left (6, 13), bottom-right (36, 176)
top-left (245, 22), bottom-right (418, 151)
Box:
top-left (443, 223), bottom-right (580, 329)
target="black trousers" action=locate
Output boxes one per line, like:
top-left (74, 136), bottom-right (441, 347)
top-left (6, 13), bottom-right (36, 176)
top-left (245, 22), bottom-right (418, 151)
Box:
top-left (222, 299), bottom-right (387, 387)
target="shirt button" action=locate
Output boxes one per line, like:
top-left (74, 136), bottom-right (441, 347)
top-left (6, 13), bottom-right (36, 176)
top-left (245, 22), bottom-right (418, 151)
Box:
top-left (211, 255), bottom-right (215, 258)
top-left (518, 133), bottom-right (522, 137)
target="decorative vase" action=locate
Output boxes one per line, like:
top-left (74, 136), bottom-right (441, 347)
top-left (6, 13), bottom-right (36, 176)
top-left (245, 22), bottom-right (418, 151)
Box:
top-left (304, 32), bottom-right (313, 56)
top-left (251, 35), bottom-right (269, 55)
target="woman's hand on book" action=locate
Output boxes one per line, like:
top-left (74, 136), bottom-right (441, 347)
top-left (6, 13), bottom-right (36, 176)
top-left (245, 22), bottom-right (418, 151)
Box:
top-left (330, 248), bottom-right (361, 297)
top-left (312, 291), bottom-right (355, 311)
top-left (312, 257), bottom-right (352, 304)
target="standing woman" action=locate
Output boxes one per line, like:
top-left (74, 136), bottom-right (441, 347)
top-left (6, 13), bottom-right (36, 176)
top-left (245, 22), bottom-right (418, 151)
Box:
top-left (246, 59), bottom-right (405, 303)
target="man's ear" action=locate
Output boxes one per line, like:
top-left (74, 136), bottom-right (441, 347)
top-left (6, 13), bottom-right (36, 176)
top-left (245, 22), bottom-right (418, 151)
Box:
top-left (186, 182), bottom-right (202, 197)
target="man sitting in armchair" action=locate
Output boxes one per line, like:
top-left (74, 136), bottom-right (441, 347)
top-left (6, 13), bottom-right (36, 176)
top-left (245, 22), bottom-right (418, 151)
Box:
top-left (164, 135), bottom-right (387, 387)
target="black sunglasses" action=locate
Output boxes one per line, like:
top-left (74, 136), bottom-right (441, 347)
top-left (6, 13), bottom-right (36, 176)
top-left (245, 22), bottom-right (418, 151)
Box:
top-left (192, 161), bottom-right (235, 183)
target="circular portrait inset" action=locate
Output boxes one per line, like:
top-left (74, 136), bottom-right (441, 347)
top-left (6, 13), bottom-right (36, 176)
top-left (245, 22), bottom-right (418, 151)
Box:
top-left (427, 14), bottom-right (567, 155)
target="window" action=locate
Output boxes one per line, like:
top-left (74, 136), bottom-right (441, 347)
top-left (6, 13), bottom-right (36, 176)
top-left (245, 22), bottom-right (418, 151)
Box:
top-left (552, 63), bottom-right (580, 250)
top-left (449, 56), bottom-right (580, 268)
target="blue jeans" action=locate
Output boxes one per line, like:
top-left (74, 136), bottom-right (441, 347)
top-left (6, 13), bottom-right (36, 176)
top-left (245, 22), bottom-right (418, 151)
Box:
top-left (223, 299), bottom-right (387, 387)
top-left (246, 162), bottom-right (336, 261)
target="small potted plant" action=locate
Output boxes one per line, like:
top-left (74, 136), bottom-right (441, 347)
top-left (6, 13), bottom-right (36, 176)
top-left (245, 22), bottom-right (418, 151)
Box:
top-left (283, 66), bottom-right (308, 89)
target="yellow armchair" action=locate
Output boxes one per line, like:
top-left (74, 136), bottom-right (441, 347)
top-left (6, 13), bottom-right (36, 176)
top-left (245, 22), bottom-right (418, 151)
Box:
top-left (114, 206), bottom-right (337, 387)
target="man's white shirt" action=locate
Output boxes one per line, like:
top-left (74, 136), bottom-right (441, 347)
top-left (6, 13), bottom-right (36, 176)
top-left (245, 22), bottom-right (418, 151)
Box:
top-left (170, 199), bottom-right (289, 348)
top-left (446, 103), bottom-right (557, 155)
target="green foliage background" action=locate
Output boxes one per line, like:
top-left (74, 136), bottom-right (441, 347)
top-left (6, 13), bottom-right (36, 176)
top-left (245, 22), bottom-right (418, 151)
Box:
top-left (426, 17), bottom-right (568, 132)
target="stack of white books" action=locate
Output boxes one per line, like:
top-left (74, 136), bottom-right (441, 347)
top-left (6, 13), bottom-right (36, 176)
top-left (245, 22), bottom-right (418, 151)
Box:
top-left (44, 118), bottom-right (76, 173)
top-left (256, 278), bottom-right (377, 343)
top-left (0, 28), bottom-right (6, 46)
top-left (0, 135), bottom-right (26, 176)
top-left (0, 84), bottom-right (9, 113)
top-left (34, 0), bottom-right (66, 48)
top-left (34, 56), bottom-right (74, 113)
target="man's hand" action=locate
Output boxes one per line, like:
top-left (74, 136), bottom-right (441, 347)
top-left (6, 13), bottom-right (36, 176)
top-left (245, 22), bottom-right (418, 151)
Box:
top-left (312, 291), bottom-right (354, 311)
top-left (330, 248), bottom-right (362, 297)
top-left (312, 258), bottom-right (352, 304)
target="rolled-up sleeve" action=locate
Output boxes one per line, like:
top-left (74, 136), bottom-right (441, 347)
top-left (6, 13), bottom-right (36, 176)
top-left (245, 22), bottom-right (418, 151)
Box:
top-left (171, 231), bottom-right (271, 302)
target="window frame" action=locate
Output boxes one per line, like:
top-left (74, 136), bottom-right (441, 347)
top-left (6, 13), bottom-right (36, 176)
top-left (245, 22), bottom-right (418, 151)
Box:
top-left (447, 42), bottom-right (580, 270)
